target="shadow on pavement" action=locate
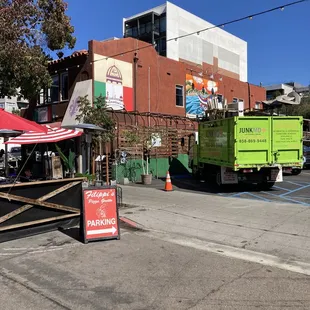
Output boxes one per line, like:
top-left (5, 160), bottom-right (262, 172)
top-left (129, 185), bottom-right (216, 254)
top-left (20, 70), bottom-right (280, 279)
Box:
top-left (130, 177), bottom-right (273, 194)
top-left (58, 227), bottom-right (83, 243)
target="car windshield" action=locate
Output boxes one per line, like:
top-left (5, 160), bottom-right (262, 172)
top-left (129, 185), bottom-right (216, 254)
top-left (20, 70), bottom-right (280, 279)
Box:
top-left (10, 147), bottom-right (21, 153)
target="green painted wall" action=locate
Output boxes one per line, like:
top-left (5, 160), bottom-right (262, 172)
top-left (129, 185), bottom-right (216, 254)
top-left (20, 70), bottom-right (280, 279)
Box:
top-left (112, 154), bottom-right (192, 182)
top-left (94, 81), bottom-right (106, 98)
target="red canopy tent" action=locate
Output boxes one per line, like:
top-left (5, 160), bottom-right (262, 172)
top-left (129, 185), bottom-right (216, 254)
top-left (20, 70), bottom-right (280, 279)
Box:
top-left (5, 125), bottom-right (83, 144)
top-left (0, 109), bottom-right (47, 133)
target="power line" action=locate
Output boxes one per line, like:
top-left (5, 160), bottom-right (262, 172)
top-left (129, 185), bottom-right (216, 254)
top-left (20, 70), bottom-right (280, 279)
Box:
top-left (92, 0), bottom-right (308, 63)
top-left (51, 0), bottom-right (308, 72)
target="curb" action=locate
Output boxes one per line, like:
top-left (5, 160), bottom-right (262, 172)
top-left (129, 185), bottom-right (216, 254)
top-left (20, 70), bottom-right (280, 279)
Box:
top-left (119, 216), bottom-right (146, 231)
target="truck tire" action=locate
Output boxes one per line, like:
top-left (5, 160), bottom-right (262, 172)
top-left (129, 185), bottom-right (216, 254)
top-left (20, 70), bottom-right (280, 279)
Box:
top-left (192, 166), bottom-right (200, 180)
top-left (257, 182), bottom-right (275, 191)
top-left (292, 169), bottom-right (302, 176)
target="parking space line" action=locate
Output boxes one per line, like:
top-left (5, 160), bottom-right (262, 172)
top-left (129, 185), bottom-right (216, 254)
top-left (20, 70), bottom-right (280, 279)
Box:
top-left (231, 192), bottom-right (246, 197)
top-left (244, 192), bottom-right (271, 202)
top-left (281, 184), bottom-right (310, 197)
top-left (262, 191), bottom-right (310, 206)
top-left (273, 185), bottom-right (290, 191)
top-left (290, 196), bottom-right (310, 200)
top-left (286, 181), bottom-right (307, 186)
top-left (230, 192), bottom-right (271, 202)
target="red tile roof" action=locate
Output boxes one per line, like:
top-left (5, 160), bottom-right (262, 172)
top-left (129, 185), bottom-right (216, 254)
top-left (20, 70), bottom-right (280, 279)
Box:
top-left (48, 49), bottom-right (88, 66)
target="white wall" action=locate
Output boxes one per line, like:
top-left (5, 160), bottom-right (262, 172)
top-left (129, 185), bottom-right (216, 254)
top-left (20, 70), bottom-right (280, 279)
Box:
top-left (0, 94), bottom-right (28, 112)
top-left (166, 1), bottom-right (247, 82)
top-left (0, 138), bottom-right (20, 152)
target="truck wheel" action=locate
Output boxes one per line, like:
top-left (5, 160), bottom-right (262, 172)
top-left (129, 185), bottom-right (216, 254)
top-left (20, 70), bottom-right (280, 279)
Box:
top-left (292, 169), bottom-right (302, 176)
top-left (192, 166), bottom-right (200, 180)
top-left (257, 182), bottom-right (275, 191)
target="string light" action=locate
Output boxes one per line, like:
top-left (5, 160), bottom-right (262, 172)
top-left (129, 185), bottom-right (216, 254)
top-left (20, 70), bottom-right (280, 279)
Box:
top-left (49, 0), bottom-right (308, 72)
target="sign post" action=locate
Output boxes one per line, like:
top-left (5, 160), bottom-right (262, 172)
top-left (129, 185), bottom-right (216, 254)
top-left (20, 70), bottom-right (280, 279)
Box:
top-left (82, 187), bottom-right (120, 243)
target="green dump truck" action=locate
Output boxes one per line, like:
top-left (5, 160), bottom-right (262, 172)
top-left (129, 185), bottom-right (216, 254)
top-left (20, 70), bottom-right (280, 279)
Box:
top-left (188, 116), bottom-right (303, 189)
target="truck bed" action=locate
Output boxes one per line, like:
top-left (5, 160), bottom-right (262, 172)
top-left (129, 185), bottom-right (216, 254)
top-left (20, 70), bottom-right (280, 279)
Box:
top-left (198, 116), bottom-right (303, 170)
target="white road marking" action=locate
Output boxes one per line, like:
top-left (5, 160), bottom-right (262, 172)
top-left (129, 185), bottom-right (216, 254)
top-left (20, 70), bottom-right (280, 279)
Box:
top-left (141, 230), bottom-right (310, 276)
top-left (0, 243), bottom-right (80, 257)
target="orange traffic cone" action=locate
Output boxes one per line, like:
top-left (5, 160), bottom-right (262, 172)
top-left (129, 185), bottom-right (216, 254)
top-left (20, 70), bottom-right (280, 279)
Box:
top-left (164, 171), bottom-right (173, 191)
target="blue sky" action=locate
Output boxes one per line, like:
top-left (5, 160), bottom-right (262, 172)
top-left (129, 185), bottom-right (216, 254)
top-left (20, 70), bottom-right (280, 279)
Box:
top-left (64, 0), bottom-right (310, 86)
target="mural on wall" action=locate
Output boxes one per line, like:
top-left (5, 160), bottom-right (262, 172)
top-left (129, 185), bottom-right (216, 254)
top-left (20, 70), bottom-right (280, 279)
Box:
top-left (94, 54), bottom-right (133, 111)
top-left (106, 65), bottom-right (124, 110)
top-left (186, 74), bottom-right (218, 117)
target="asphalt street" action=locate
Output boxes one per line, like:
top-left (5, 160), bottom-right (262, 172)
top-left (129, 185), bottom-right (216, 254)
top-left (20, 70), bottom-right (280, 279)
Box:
top-left (128, 170), bottom-right (310, 207)
top-left (0, 226), bottom-right (309, 310)
top-left (1, 172), bottom-right (310, 309)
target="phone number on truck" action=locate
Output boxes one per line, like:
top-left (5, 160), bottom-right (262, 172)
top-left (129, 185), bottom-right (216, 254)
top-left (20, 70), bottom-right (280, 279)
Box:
top-left (239, 139), bottom-right (267, 143)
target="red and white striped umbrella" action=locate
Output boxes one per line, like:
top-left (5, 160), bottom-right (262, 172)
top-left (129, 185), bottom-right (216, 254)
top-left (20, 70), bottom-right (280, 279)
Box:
top-left (5, 125), bottom-right (83, 145)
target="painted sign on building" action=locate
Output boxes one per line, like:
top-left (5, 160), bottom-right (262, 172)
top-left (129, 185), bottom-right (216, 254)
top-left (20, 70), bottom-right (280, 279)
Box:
top-left (185, 74), bottom-right (218, 118)
top-left (94, 54), bottom-right (133, 111)
top-left (36, 106), bottom-right (50, 123)
top-left (61, 79), bottom-right (93, 127)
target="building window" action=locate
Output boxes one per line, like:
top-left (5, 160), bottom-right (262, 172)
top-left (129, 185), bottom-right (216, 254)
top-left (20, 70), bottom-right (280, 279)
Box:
top-left (61, 72), bottom-right (69, 101)
top-left (233, 97), bottom-right (238, 103)
top-left (139, 23), bottom-right (146, 35)
top-left (176, 85), bottom-right (184, 107)
top-left (81, 71), bottom-right (89, 81)
top-left (255, 102), bottom-right (261, 110)
top-left (160, 17), bottom-right (166, 33)
top-left (217, 94), bottom-right (223, 103)
top-left (50, 75), bottom-right (59, 103)
top-left (146, 22), bottom-right (152, 34)
top-left (125, 28), bottom-right (132, 37)
top-left (154, 18), bottom-right (160, 33)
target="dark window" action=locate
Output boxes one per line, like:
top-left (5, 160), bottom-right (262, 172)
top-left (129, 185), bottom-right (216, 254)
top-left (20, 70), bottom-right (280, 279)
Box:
top-left (154, 39), bottom-right (159, 52)
top-left (139, 23), bottom-right (146, 35)
top-left (125, 28), bottom-right (132, 37)
top-left (132, 26), bottom-right (138, 37)
top-left (50, 75), bottom-right (59, 102)
top-left (61, 72), bottom-right (69, 100)
top-left (160, 37), bottom-right (166, 51)
top-left (160, 17), bottom-right (166, 33)
top-left (233, 97), bottom-right (238, 103)
top-left (81, 71), bottom-right (89, 81)
top-left (154, 19), bottom-right (159, 32)
top-left (176, 85), bottom-right (184, 107)
top-left (146, 22), bottom-right (152, 33)
top-left (217, 94), bottom-right (223, 103)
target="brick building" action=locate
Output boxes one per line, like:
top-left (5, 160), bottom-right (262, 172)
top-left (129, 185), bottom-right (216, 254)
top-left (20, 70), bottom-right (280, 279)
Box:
top-left (24, 36), bottom-right (265, 125)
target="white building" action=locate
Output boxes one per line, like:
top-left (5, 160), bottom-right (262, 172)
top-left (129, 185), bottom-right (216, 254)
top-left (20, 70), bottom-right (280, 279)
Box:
top-left (0, 94), bottom-right (28, 113)
top-left (265, 82), bottom-right (309, 100)
top-left (123, 1), bottom-right (248, 82)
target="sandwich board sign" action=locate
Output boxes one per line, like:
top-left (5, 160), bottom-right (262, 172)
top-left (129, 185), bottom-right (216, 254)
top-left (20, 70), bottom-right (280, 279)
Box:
top-left (82, 187), bottom-right (120, 243)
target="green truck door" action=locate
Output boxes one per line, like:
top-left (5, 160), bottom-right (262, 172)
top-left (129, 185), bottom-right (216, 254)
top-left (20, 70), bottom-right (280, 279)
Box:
top-left (271, 117), bottom-right (303, 165)
top-left (235, 117), bottom-right (271, 166)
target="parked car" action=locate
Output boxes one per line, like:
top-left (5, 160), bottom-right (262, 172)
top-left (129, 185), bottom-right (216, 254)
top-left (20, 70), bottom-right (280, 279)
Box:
top-left (287, 145), bottom-right (309, 175)
top-left (303, 145), bottom-right (310, 169)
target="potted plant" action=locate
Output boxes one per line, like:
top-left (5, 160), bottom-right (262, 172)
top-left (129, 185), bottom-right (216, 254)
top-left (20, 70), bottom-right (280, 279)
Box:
top-left (55, 144), bottom-right (76, 178)
top-left (140, 129), bottom-right (162, 185)
top-left (123, 127), bottom-right (161, 185)
top-left (75, 172), bottom-right (96, 186)
top-left (141, 133), bottom-right (152, 185)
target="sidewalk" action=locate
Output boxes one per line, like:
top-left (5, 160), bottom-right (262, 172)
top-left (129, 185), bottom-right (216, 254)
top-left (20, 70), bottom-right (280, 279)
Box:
top-left (119, 185), bottom-right (310, 265)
